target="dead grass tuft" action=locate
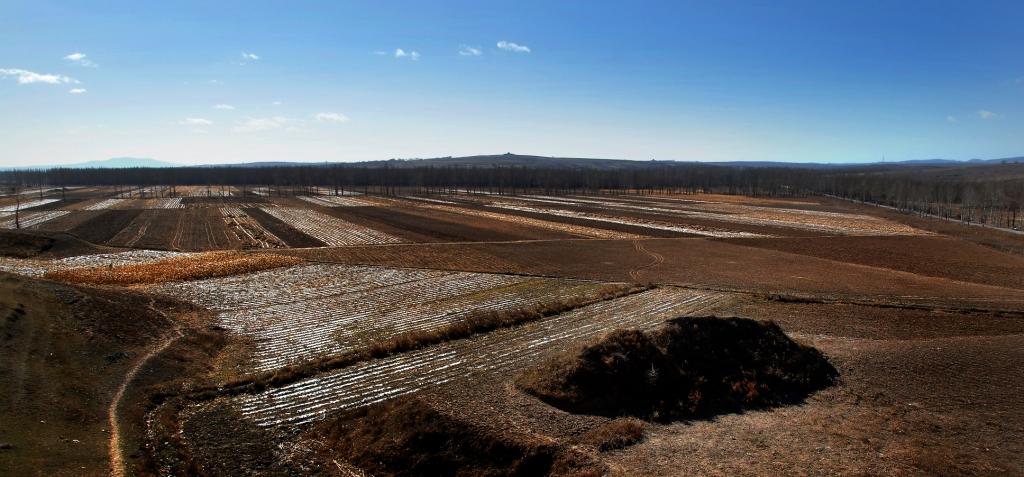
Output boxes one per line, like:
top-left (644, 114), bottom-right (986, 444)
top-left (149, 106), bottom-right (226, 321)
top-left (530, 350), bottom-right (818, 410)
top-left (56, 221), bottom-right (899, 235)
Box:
top-left (579, 418), bottom-right (646, 452)
top-left (43, 251), bottom-right (303, 285)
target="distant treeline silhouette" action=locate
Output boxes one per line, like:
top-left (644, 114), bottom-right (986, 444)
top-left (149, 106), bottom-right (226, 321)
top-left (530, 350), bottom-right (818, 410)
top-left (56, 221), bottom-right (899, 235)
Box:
top-left (2, 161), bottom-right (1021, 229)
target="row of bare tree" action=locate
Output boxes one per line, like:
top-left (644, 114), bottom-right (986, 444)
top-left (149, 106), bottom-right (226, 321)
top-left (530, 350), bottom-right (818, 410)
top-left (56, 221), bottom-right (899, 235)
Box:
top-left (2, 162), bottom-right (1021, 229)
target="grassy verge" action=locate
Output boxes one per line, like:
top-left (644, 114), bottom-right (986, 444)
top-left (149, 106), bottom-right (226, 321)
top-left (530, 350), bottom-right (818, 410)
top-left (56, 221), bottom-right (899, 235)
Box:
top-left (43, 251), bottom-right (303, 285)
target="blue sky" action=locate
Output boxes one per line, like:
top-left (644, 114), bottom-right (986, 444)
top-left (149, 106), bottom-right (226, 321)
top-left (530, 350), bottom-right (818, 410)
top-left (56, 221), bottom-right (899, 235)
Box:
top-left (1, 0), bottom-right (1022, 166)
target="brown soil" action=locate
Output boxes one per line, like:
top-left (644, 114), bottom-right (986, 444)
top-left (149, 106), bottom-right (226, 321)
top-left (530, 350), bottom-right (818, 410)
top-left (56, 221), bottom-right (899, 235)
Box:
top-left (290, 238), bottom-right (1024, 308)
top-left (721, 235), bottom-right (1024, 289)
top-left (324, 205), bottom-right (577, 242)
top-left (34, 210), bottom-right (107, 233)
top-left (68, 209), bottom-right (143, 244)
top-left (820, 197), bottom-right (1024, 256)
top-left (244, 207), bottom-right (326, 248)
top-left (0, 273), bottom-right (205, 476)
top-left (306, 396), bottom-right (603, 477)
top-left (107, 209), bottom-right (240, 251)
top-left (343, 295), bottom-right (1022, 477)
top-left (518, 317), bottom-right (837, 421)
top-left (598, 298), bottom-right (1024, 476)
top-left (180, 196), bottom-right (268, 206)
top-left (0, 229), bottom-right (108, 258)
top-left (443, 200), bottom-right (689, 238)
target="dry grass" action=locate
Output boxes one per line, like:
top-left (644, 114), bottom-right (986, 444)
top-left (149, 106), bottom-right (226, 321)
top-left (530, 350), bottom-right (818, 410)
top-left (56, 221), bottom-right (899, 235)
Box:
top-left (311, 396), bottom-right (604, 477)
top-left (579, 418), bottom-right (646, 452)
top-left (43, 251), bottom-right (303, 285)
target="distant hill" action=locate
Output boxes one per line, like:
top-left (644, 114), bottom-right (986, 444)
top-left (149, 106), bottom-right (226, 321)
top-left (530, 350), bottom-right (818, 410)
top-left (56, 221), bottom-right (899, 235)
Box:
top-left (4, 157), bottom-right (179, 170)
top-left (6, 154), bottom-right (1023, 172)
top-left (64, 157), bottom-right (179, 168)
top-left (360, 154), bottom-right (680, 170)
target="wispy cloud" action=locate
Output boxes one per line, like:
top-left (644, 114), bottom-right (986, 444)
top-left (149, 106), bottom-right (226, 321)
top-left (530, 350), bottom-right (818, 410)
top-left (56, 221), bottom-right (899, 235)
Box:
top-left (946, 115), bottom-right (957, 123)
top-left (314, 112), bottom-right (350, 123)
top-left (208, 79), bottom-right (224, 85)
top-left (233, 116), bottom-right (295, 132)
top-left (241, 52), bottom-right (260, 61)
top-left (394, 48), bottom-right (421, 60)
top-left (978, 109), bottom-right (998, 120)
top-left (181, 117), bottom-right (213, 126)
top-left (496, 40), bottom-right (530, 53)
top-left (64, 52), bottom-right (98, 67)
top-left (68, 88), bottom-right (87, 94)
top-left (272, 100), bottom-right (283, 106)
top-left (214, 104), bottom-right (235, 110)
top-left (459, 46), bottom-right (482, 57)
top-left (0, 68), bottom-right (78, 85)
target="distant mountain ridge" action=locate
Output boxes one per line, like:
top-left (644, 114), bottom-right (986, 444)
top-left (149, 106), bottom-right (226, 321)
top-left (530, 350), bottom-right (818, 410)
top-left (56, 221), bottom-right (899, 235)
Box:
top-left (6, 154), bottom-right (1023, 171)
top-left (4, 157), bottom-right (179, 170)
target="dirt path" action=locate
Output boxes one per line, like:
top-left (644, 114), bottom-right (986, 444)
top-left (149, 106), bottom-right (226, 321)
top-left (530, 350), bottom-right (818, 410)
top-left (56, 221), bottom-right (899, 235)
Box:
top-left (108, 328), bottom-right (182, 477)
top-left (629, 239), bottom-right (665, 281)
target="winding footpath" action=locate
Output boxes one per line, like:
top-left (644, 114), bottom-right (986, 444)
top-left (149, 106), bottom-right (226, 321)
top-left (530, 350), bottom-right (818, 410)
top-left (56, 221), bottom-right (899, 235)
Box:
top-left (108, 329), bottom-right (182, 477)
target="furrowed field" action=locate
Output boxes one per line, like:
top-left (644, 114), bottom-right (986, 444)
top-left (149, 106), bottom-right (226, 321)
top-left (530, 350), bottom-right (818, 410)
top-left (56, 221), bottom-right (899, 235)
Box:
top-left (1, 184), bottom-right (1021, 476)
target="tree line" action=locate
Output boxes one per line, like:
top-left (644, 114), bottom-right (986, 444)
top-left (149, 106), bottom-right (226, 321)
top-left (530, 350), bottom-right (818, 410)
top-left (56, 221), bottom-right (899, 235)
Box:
top-left (2, 161), bottom-right (1021, 229)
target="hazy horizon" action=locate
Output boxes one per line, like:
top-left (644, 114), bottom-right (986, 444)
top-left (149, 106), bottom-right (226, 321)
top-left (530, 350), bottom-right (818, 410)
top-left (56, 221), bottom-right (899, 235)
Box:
top-left (3, 1), bottom-right (1023, 166)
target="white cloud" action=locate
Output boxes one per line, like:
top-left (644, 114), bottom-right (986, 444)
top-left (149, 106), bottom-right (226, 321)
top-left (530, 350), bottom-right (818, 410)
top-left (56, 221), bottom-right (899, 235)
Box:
top-left (209, 79), bottom-right (223, 85)
top-left (64, 52), bottom-right (97, 67)
top-left (241, 52), bottom-right (260, 61)
top-left (214, 104), bottom-right (235, 110)
top-left (978, 110), bottom-right (998, 119)
top-left (68, 88), bottom-right (87, 94)
top-left (496, 40), bottom-right (530, 53)
top-left (945, 115), bottom-right (957, 123)
top-left (181, 117), bottom-right (213, 126)
top-left (0, 68), bottom-right (78, 85)
top-left (394, 48), bottom-right (420, 60)
top-left (373, 50), bottom-right (388, 56)
top-left (272, 100), bottom-right (282, 106)
top-left (232, 116), bottom-right (295, 132)
top-left (314, 112), bottom-right (350, 123)
top-left (459, 46), bottom-right (482, 56)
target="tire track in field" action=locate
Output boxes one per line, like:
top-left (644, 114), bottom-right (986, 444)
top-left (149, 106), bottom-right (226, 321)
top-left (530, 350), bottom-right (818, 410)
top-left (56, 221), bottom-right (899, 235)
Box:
top-left (236, 287), bottom-right (732, 426)
top-left (629, 239), bottom-right (665, 281)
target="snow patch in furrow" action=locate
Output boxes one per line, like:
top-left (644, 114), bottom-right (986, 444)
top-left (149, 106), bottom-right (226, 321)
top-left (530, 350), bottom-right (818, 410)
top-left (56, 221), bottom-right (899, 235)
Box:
top-left (237, 288), bottom-right (731, 426)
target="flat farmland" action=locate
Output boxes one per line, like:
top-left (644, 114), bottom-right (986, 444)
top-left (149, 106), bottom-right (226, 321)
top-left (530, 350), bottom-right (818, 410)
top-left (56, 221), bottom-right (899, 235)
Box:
top-left (455, 194), bottom-right (926, 237)
top-left (233, 287), bottom-right (732, 426)
top-left (290, 236), bottom-right (1024, 308)
top-left (322, 204), bottom-right (582, 242)
top-left (4, 186), bottom-right (1023, 476)
top-left (155, 263), bottom-right (632, 372)
top-left (107, 209), bottom-right (241, 251)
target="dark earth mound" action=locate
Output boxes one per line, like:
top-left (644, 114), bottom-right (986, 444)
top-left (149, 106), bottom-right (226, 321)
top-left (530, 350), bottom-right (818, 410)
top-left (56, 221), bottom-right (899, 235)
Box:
top-left (0, 229), bottom-right (105, 258)
top-left (312, 396), bottom-right (602, 477)
top-left (518, 316), bottom-right (838, 422)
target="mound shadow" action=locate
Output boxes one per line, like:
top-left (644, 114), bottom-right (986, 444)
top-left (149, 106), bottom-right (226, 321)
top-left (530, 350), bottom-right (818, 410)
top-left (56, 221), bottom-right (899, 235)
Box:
top-left (312, 396), bottom-right (603, 477)
top-left (517, 316), bottom-right (838, 422)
